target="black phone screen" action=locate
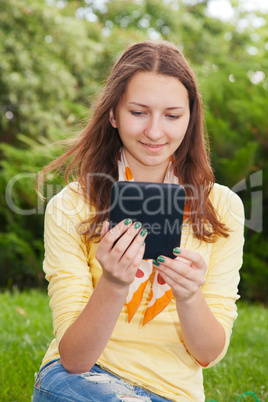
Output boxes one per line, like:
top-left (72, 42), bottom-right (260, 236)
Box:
top-left (109, 181), bottom-right (185, 260)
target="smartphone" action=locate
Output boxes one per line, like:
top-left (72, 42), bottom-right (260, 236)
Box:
top-left (109, 181), bottom-right (185, 260)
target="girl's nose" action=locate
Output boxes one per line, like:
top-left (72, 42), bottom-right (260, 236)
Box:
top-left (144, 116), bottom-right (164, 141)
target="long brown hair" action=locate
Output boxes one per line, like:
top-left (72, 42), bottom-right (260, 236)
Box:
top-left (38, 40), bottom-right (229, 242)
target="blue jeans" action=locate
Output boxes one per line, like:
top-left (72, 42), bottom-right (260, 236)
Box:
top-left (33, 359), bottom-right (171, 401)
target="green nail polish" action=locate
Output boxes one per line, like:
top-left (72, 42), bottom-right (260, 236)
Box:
top-left (140, 229), bottom-right (147, 237)
top-left (173, 247), bottom-right (181, 254)
top-left (134, 221), bottom-right (141, 229)
top-left (142, 241), bottom-right (145, 246)
top-left (157, 256), bottom-right (165, 263)
top-left (124, 218), bottom-right (132, 225)
top-left (153, 259), bottom-right (160, 266)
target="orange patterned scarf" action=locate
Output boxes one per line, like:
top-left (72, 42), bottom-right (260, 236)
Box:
top-left (118, 149), bottom-right (187, 325)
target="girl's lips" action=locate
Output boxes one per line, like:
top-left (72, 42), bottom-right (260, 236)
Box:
top-left (139, 141), bottom-right (166, 152)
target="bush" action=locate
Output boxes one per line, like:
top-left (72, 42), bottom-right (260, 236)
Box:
top-left (0, 0), bottom-right (267, 303)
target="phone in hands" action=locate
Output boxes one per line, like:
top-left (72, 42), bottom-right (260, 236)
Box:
top-left (109, 181), bottom-right (185, 260)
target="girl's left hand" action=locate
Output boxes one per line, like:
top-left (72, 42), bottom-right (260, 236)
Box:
top-left (155, 247), bottom-right (207, 302)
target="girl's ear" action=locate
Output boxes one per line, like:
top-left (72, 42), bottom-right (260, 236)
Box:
top-left (109, 109), bottom-right (117, 128)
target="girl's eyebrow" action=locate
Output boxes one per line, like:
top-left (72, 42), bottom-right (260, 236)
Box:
top-left (128, 102), bottom-right (185, 110)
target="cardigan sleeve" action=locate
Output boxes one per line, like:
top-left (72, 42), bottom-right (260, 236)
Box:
top-left (192, 185), bottom-right (245, 368)
top-left (43, 184), bottom-right (101, 347)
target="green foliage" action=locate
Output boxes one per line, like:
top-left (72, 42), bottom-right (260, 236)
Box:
top-left (0, 0), bottom-right (267, 302)
top-left (0, 0), bottom-right (105, 288)
top-left (0, 136), bottom-right (65, 288)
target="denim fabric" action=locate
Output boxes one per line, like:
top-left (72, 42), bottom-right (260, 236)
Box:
top-left (33, 359), bottom-right (171, 402)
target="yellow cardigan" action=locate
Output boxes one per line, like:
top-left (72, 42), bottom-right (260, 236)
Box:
top-left (41, 182), bottom-right (244, 402)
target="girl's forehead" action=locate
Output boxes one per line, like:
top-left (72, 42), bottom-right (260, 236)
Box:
top-left (120, 71), bottom-right (189, 106)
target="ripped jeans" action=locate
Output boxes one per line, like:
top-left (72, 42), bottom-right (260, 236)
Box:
top-left (33, 359), bottom-right (171, 402)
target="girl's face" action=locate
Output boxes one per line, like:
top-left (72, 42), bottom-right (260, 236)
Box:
top-left (109, 71), bottom-right (190, 182)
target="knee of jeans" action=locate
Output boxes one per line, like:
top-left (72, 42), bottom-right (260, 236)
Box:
top-left (80, 372), bottom-right (121, 384)
top-left (115, 391), bottom-right (152, 402)
top-left (80, 373), bottom-right (151, 401)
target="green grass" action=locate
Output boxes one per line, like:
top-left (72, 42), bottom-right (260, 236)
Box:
top-left (0, 291), bottom-right (267, 402)
top-left (0, 290), bottom-right (53, 401)
top-left (204, 302), bottom-right (268, 402)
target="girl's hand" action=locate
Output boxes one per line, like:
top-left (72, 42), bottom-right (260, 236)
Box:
top-left (95, 219), bottom-right (147, 288)
top-left (154, 247), bottom-right (207, 302)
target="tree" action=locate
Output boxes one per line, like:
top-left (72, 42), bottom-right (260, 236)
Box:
top-left (0, 0), bottom-right (267, 301)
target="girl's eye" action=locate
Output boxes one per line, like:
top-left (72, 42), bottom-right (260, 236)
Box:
top-left (167, 115), bottom-right (180, 119)
top-left (130, 111), bottom-right (144, 116)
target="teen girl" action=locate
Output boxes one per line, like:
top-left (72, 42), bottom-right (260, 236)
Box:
top-left (33, 40), bottom-right (244, 402)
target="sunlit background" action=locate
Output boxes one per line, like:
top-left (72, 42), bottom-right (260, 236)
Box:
top-left (0, 1), bottom-right (267, 400)
top-left (1, 0), bottom-right (267, 303)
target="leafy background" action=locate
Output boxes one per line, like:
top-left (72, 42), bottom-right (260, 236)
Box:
top-left (0, 0), bottom-right (267, 303)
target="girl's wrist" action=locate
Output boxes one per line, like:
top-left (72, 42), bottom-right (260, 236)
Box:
top-left (175, 287), bottom-right (203, 308)
top-left (99, 273), bottom-right (130, 296)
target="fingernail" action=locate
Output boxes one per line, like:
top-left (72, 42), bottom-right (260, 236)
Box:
top-left (134, 221), bottom-right (141, 229)
top-left (157, 256), bottom-right (165, 263)
top-left (140, 229), bottom-right (147, 237)
top-left (173, 247), bottom-right (181, 254)
top-left (142, 241), bottom-right (145, 246)
top-left (124, 218), bottom-right (132, 225)
top-left (153, 259), bottom-right (160, 266)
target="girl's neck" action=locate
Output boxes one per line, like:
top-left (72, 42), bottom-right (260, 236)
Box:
top-left (131, 166), bottom-right (167, 183)
top-left (124, 152), bottom-right (169, 183)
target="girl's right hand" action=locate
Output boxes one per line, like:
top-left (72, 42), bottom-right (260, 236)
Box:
top-left (95, 219), bottom-right (147, 288)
